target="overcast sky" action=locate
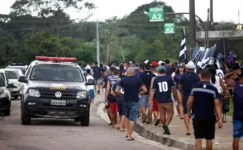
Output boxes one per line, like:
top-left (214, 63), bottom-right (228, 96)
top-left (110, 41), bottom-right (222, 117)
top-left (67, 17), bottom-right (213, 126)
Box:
top-left (1, 0), bottom-right (242, 23)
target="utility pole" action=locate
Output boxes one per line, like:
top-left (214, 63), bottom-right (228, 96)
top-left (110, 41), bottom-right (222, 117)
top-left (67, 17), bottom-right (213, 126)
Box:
top-left (206, 8), bottom-right (210, 48)
top-left (210, 0), bottom-right (214, 30)
top-left (189, 0), bottom-right (196, 59)
top-left (96, 20), bottom-right (100, 66)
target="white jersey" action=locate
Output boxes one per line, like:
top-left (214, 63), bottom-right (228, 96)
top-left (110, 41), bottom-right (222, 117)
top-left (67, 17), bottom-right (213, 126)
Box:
top-left (86, 75), bottom-right (95, 90)
top-left (211, 75), bottom-right (222, 94)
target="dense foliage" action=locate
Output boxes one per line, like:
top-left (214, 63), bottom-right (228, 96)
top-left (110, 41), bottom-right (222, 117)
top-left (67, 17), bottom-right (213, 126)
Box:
top-left (0, 1), bottom-right (242, 66)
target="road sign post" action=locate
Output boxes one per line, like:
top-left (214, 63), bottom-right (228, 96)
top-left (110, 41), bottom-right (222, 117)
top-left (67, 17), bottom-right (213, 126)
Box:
top-left (149, 7), bottom-right (164, 22)
top-left (164, 23), bottom-right (175, 34)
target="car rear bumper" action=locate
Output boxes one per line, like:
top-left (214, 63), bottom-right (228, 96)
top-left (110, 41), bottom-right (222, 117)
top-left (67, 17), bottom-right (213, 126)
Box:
top-left (0, 98), bottom-right (10, 111)
top-left (23, 97), bottom-right (90, 119)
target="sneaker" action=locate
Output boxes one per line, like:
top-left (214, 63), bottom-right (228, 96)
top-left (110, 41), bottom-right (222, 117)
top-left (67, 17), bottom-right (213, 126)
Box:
top-left (163, 125), bottom-right (170, 135)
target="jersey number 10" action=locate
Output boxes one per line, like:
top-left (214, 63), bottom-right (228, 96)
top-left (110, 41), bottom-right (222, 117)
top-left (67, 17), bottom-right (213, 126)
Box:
top-left (158, 82), bottom-right (168, 92)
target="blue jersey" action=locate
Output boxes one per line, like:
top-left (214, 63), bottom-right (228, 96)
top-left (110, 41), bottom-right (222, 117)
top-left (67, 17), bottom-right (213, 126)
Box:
top-left (107, 76), bottom-right (120, 102)
top-left (152, 75), bottom-right (175, 103)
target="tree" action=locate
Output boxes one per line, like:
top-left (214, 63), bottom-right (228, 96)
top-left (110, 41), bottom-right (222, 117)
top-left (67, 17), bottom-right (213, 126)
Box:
top-left (11, 0), bottom-right (95, 18)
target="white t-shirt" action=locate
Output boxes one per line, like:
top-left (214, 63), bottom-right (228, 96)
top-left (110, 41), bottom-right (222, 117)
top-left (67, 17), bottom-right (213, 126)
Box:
top-left (86, 75), bottom-right (95, 90)
top-left (211, 75), bottom-right (222, 94)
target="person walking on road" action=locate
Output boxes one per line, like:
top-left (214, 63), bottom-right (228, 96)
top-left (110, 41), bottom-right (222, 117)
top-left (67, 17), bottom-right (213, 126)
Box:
top-left (111, 75), bottom-right (126, 132)
top-left (85, 69), bottom-right (96, 104)
top-left (116, 67), bottom-right (147, 141)
top-left (232, 66), bottom-right (243, 150)
top-left (187, 67), bottom-right (223, 150)
top-left (92, 62), bottom-right (103, 94)
top-left (139, 63), bottom-right (155, 124)
top-left (105, 69), bottom-right (120, 128)
top-left (149, 65), bottom-right (178, 135)
top-left (178, 61), bottom-right (200, 135)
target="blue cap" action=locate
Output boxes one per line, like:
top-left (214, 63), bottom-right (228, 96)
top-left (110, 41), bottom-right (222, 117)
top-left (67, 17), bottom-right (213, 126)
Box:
top-left (156, 65), bottom-right (166, 72)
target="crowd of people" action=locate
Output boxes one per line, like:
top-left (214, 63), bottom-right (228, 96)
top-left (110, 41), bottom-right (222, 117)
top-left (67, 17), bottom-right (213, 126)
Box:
top-left (82, 57), bottom-right (243, 150)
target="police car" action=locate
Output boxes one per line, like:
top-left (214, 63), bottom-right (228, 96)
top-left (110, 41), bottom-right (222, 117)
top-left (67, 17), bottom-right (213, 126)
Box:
top-left (18, 56), bottom-right (94, 126)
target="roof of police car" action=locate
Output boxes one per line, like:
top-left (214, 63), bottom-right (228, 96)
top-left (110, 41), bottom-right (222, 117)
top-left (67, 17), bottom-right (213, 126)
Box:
top-left (33, 60), bottom-right (78, 67)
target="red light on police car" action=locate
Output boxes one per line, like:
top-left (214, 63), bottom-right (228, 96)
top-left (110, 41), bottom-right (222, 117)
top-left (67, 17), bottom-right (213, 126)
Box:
top-left (36, 56), bottom-right (77, 62)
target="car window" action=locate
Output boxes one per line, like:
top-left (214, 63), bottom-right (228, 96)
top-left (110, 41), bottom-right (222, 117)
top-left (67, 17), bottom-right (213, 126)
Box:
top-left (6, 71), bottom-right (19, 79)
top-left (0, 75), bottom-right (5, 87)
top-left (30, 66), bottom-right (84, 82)
top-left (7, 66), bottom-right (26, 74)
top-left (0, 73), bottom-right (5, 82)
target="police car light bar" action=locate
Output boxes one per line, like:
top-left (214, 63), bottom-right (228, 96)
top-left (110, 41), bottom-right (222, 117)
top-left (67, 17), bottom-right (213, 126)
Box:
top-left (36, 56), bottom-right (77, 62)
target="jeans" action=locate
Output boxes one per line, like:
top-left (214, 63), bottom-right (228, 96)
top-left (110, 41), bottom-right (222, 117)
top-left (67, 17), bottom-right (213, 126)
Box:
top-left (123, 101), bottom-right (139, 122)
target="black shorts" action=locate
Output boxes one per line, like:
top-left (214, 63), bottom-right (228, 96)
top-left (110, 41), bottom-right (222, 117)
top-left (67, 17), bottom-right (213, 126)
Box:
top-left (193, 119), bottom-right (215, 140)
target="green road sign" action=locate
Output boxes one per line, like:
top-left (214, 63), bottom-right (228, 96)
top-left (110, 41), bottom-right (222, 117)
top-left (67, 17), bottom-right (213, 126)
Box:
top-left (164, 23), bottom-right (175, 34)
top-left (149, 7), bottom-right (164, 22)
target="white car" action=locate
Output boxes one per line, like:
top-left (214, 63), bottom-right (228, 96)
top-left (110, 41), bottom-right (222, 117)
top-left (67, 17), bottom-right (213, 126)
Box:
top-left (5, 68), bottom-right (24, 99)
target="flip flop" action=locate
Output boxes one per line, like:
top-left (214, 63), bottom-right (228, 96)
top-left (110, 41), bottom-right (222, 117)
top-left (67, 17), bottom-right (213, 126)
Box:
top-left (154, 119), bottom-right (160, 126)
top-left (127, 137), bottom-right (135, 141)
top-left (142, 115), bottom-right (148, 123)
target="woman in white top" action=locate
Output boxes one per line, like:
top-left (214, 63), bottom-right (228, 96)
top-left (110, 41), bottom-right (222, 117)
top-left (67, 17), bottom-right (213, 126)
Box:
top-left (209, 65), bottom-right (227, 104)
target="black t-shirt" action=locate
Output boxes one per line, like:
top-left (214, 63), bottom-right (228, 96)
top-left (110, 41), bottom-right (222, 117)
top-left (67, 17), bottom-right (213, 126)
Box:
top-left (139, 71), bottom-right (155, 95)
top-left (191, 82), bottom-right (219, 119)
top-left (92, 66), bottom-right (101, 79)
top-left (118, 76), bottom-right (144, 102)
top-left (179, 72), bottom-right (200, 96)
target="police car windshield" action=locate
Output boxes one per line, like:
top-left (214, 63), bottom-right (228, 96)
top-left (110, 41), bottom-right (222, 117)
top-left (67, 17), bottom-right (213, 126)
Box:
top-left (6, 71), bottom-right (19, 79)
top-left (30, 66), bottom-right (84, 82)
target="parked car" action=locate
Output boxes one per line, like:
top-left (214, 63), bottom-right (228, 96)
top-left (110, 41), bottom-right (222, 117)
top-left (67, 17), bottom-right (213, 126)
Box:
top-left (0, 74), bottom-right (13, 116)
top-left (5, 68), bottom-right (24, 99)
top-left (6, 65), bottom-right (28, 75)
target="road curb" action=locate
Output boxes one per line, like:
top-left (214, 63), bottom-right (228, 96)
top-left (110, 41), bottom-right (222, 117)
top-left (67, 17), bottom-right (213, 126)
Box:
top-left (134, 123), bottom-right (198, 150)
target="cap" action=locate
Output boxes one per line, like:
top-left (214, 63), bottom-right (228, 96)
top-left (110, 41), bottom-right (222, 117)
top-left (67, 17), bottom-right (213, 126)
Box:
top-left (144, 60), bottom-right (149, 64)
top-left (158, 60), bottom-right (164, 65)
top-left (156, 65), bottom-right (166, 72)
top-left (186, 61), bottom-right (195, 69)
top-left (151, 61), bottom-right (158, 67)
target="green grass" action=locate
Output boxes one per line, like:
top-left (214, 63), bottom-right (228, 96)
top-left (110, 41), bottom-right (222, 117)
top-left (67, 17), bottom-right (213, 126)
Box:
top-left (227, 99), bottom-right (233, 116)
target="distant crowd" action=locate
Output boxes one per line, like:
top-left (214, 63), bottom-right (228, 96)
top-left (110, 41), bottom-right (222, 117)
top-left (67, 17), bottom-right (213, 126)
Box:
top-left (81, 56), bottom-right (243, 150)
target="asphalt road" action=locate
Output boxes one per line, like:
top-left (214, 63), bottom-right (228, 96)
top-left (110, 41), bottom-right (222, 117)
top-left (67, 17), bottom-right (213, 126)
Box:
top-left (0, 99), bottom-right (172, 150)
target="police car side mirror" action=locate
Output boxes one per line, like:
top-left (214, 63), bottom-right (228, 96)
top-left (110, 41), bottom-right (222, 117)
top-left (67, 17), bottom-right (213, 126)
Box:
top-left (18, 76), bottom-right (27, 83)
top-left (85, 79), bottom-right (95, 86)
top-left (7, 82), bottom-right (14, 88)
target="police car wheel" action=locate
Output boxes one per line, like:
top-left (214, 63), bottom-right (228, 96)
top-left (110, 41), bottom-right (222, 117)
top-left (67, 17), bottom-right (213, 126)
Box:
top-left (4, 109), bottom-right (10, 116)
top-left (80, 110), bottom-right (90, 126)
top-left (21, 108), bottom-right (31, 125)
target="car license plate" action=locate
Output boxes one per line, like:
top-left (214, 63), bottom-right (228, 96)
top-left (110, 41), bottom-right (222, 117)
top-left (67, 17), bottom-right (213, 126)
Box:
top-left (51, 100), bottom-right (66, 106)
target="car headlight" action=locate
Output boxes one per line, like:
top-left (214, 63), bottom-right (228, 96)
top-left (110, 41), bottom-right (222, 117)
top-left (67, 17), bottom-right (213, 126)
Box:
top-left (28, 89), bottom-right (40, 97)
top-left (0, 92), bottom-right (7, 98)
top-left (77, 91), bottom-right (87, 99)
